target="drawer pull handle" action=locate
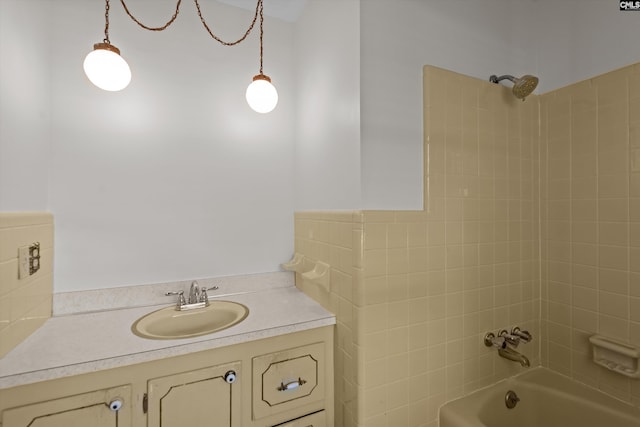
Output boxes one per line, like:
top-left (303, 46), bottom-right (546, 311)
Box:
top-left (278, 377), bottom-right (306, 391)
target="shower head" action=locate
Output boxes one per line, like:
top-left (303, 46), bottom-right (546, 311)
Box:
top-left (489, 74), bottom-right (539, 100)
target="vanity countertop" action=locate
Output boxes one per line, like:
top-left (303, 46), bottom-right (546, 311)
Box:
top-left (0, 276), bottom-right (335, 389)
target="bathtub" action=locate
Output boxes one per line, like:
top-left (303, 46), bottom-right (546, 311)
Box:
top-left (439, 367), bottom-right (640, 427)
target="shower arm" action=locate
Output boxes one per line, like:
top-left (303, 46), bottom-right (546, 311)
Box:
top-left (489, 75), bottom-right (516, 84)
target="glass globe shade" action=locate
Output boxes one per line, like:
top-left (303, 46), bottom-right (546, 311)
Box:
top-left (83, 43), bottom-right (131, 92)
top-left (246, 75), bottom-right (278, 113)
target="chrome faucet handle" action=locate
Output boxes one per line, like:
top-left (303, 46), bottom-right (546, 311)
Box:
top-left (511, 327), bottom-right (532, 343)
top-left (166, 291), bottom-right (186, 309)
top-left (200, 287), bottom-right (209, 304)
top-left (499, 329), bottom-right (520, 347)
top-left (484, 332), bottom-right (506, 348)
top-left (198, 286), bottom-right (219, 304)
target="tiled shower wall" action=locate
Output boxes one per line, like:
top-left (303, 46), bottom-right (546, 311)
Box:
top-left (294, 211), bottom-right (360, 427)
top-left (0, 212), bottom-right (53, 357)
top-left (540, 63), bottom-right (640, 407)
top-left (295, 65), bottom-right (540, 427)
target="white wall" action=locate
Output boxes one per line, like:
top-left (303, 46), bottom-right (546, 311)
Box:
top-left (4, 0), bottom-right (640, 292)
top-left (293, 0), bottom-right (361, 210)
top-left (536, 0), bottom-right (640, 93)
top-left (359, 0), bottom-right (540, 210)
top-left (0, 1), bottom-right (52, 211)
top-left (357, 0), bottom-right (640, 210)
top-left (1, 0), bottom-right (297, 291)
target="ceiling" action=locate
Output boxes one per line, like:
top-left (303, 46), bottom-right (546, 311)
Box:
top-left (217, 0), bottom-right (308, 22)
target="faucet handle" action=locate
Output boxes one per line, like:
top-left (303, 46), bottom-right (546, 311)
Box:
top-left (200, 288), bottom-right (209, 304)
top-left (511, 327), bottom-right (532, 343)
top-left (166, 291), bottom-right (186, 308)
top-left (499, 329), bottom-right (520, 347)
top-left (484, 332), bottom-right (506, 348)
top-left (199, 286), bottom-right (219, 304)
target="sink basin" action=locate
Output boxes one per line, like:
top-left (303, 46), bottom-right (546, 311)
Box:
top-left (132, 301), bottom-right (249, 340)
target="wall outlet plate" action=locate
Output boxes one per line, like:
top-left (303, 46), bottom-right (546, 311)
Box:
top-left (18, 242), bottom-right (40, 279)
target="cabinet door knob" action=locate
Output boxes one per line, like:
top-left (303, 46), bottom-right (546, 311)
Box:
top-left (224, 370), bottom-right (237, 384)
top-left (108, 399), bottom-right (123, 412)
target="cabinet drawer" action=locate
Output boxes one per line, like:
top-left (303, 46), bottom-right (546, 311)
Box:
top-left (253, 342), bottom-right (324, 420)
top-left (273, 410), bottom-right (325, 427)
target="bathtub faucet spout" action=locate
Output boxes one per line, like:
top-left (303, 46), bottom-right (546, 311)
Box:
top-left (498, 346), bottom-right (530, 367)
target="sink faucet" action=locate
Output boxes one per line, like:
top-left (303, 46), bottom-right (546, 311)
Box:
top-left (166, 281), bottom-right (219, 310)
top-left (189, 281), bottom-right (200, 304)
top-left (498, 346), bottom-right (530, 367)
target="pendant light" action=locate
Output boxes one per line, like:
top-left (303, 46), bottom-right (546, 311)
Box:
top-left (245, 0), bottom-right (278, 113)
top-left (84, 0), bottom-right (277, 112)
top-left (83, 0), bottom-right (131, 91)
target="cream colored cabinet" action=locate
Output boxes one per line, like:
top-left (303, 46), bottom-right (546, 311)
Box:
top-left (0, 327), bottom-right (333, 427)
top-left (146, 361), bottom-right (241, 427)
top-left (1, 385), bottom-right (131, 427)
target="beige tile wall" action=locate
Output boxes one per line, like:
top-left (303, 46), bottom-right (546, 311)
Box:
top-left (0, 212), bottom-right (53, 358)
top-left (357, 210), bottom-right (540, 427)
top-left (294, 65), bottom-right (541, 427)
top-left (540, 63), bottom-right (640, 407)
top-left (294, 211), bottom-right (360, 427)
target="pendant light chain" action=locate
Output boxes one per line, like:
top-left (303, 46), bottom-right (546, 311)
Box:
top-left (194, 0), bottom-right (262, 46)
top-left (103, 0), bottom-right (111, 44)
top-left (113, 0), bottom-right (262, 46)
top-left (119, 0), bottom-right (182, 32)
top-left (259, 0), bottom-right (263, 75)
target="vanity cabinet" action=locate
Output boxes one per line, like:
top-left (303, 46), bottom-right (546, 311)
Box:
top-left (0, 327), bottom-right (333, 427)
top-left (1, 385), bottom-right (131, 427)
top-left (146, 361), bottom-right (241, 427)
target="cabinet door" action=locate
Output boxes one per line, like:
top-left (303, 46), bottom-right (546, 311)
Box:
top-left (2, 385), bottom-right (131, 427)
top-left (147, 361), bottom-right (241, 427)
